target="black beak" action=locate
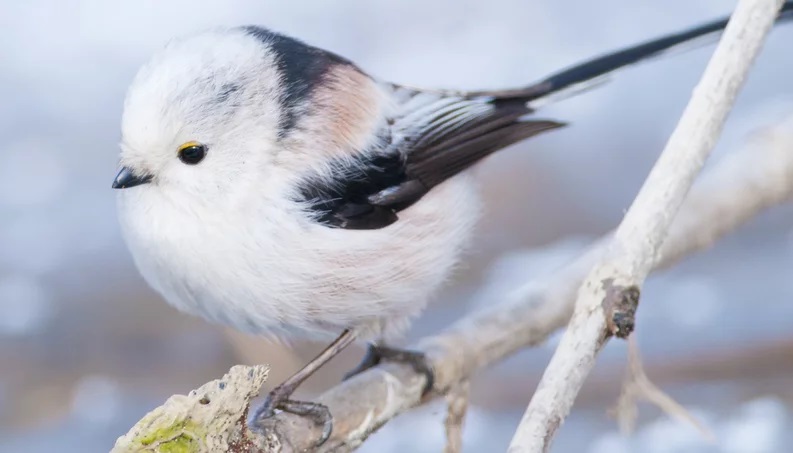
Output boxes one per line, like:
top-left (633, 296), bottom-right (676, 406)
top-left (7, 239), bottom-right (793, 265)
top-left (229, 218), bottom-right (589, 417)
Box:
top-left (112, 167), bottom-right (153, 189)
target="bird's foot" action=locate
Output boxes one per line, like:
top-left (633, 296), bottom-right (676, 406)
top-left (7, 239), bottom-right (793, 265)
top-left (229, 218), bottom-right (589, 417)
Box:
top-left (343, 344), bottom-right (434, 396)
top-left (251, 386), bottom-right (333, 446)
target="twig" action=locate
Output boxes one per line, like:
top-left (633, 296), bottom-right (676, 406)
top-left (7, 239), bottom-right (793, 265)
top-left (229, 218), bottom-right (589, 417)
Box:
top-left (444, 380), bottom-right (471, 453)
top-left (611, 337), bottom-right (716, 441)
top-left (506, 1), bottom-right (786, 452)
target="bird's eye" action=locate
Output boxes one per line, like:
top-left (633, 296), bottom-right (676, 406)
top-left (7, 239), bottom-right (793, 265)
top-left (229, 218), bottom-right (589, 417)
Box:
top-left (177, 142), bottom-right (207, 165)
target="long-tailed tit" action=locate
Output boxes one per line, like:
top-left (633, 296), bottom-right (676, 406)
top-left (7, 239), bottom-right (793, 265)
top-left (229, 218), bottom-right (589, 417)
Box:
top-left (113, 3), bottom-right (792, 444)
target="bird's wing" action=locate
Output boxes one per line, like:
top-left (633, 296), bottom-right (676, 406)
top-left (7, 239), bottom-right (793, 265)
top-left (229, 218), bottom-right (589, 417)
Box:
top-left (295, 86), bottom-right (563, 230)
top-left (296, 0), bottom-right (793, 230)
top-left (379, 85), bottom-right (564, 205)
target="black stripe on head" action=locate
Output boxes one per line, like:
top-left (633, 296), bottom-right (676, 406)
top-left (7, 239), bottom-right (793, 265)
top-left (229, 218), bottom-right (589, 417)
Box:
top-left (243, 26), bottom-right (354, 137)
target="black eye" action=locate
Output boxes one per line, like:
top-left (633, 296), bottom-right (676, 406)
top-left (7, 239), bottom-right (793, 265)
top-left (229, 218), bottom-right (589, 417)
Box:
top-left (177, 142), bottom-right (207, 165)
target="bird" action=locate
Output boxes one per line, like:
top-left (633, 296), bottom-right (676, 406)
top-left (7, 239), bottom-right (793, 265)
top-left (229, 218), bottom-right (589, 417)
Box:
top-left (113, 3), bottom-right (793, 444)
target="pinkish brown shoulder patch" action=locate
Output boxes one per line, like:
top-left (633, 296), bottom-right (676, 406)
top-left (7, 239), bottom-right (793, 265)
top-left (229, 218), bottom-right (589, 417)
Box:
top-left (275, 64), bottom-right (387, 172)
top-left (311, 65), bottom-right (384, 151)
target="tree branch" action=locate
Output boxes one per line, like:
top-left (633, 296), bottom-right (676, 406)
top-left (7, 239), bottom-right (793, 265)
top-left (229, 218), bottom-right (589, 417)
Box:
top-left (443, 380), bottom-right (471, 453)
top-left (610, 337), bottom-right (716, 442)
top-left (506, 0), bottom-right (786, 451)
top-left (113, 365), bottom-right (273, 452)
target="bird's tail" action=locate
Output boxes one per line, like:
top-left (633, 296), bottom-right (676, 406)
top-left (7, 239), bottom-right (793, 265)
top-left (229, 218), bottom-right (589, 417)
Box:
top-left (472, 1), bottom-right (793, 107)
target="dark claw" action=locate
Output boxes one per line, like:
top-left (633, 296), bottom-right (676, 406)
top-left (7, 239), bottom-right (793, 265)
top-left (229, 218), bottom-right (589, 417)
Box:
top-left (253, 384), bottom-right (287, 420)
top-left (344, 344), bottom-right (435, 396)
top-left (252, 390), bottom-right (333, 447)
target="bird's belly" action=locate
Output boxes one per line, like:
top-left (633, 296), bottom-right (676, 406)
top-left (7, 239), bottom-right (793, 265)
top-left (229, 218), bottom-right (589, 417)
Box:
top-left (117, 176), bottom-right (480, 341)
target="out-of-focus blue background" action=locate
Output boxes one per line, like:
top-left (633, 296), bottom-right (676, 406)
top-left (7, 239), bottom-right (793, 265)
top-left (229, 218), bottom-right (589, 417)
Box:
top-left (1, 1), bottom-right (792, 452)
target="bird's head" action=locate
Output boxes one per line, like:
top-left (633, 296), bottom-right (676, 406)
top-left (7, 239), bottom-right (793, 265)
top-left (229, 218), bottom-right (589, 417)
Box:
top-left (114, 28), bottom-right (288, 205)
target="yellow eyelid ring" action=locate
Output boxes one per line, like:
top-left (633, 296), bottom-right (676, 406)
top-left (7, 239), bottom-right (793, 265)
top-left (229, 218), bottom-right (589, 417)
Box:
top-left (176, 141), bottom-right (207, 165)
top-left (177, 141), bottom-right (203, 153)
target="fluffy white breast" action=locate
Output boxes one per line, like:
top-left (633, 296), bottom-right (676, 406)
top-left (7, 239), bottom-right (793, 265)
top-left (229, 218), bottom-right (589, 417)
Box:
top-left (117, 172), bottom-right (480, 342)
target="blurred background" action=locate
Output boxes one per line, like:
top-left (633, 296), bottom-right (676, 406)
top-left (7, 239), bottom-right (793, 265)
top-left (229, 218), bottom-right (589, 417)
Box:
top-left (1, 1), bottom-right (792, 452)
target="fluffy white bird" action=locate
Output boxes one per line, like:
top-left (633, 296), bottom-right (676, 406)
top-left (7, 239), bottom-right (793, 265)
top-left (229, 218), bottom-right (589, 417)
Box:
top-left (113, 4), bottom-right (792, 444)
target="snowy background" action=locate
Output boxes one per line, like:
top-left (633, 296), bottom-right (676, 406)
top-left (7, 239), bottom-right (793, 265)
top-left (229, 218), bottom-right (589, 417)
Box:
top-left (1, 1), bottom-right (792, 452)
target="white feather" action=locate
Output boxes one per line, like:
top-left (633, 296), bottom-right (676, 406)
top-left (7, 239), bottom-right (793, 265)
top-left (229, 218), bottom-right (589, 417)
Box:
top-left (116, 28), bottom-right (481, 343)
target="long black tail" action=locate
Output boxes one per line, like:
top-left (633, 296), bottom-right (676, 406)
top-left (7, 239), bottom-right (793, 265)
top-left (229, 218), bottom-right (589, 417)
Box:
top-left (472, 1), bottom-right (793, 105)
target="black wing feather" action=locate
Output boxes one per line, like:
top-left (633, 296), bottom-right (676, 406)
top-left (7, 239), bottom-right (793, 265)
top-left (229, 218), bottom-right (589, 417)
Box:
top-left (296, 95), bottom-right (562, 229)
top-left (403, 100), bottom-right (563, 187)
top-left (295, 148), bottom-right (406, 229)
top-left (406, 117), bottom-right (564, 188)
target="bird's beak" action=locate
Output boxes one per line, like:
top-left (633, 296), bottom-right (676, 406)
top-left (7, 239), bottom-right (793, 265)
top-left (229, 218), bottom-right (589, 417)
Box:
top-left (112, 167), bottom-right (153, 189)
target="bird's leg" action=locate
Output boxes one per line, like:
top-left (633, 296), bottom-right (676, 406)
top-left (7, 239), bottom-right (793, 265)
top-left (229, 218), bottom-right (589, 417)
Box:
top-left (252, 329), bottom-right (356, 445)
top-left (343, 343), bottom-right (434, 396)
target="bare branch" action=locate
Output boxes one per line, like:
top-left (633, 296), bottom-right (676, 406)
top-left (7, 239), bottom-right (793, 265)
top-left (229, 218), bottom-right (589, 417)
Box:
top-left (611, 337), bottom-right (716, 441)
top-left (506, 1), bottom-right (786, 451)
top-left (444, 380), bottom-right (471, 453)
top-left (112, 365), bottom-right (273, 452)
